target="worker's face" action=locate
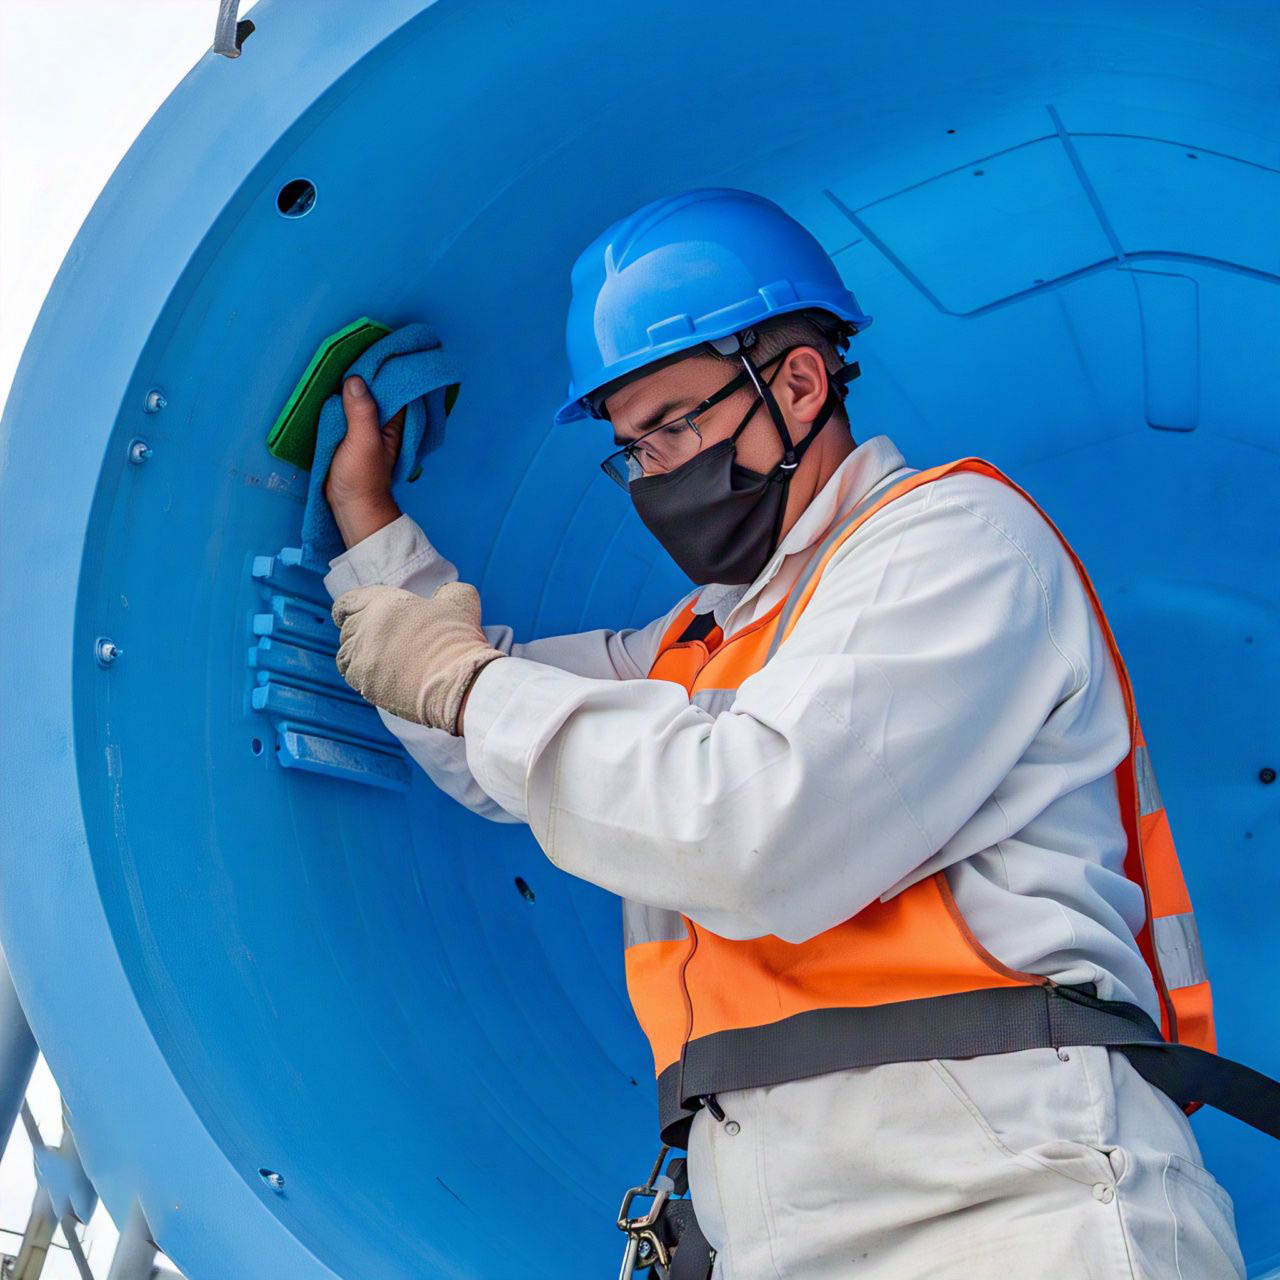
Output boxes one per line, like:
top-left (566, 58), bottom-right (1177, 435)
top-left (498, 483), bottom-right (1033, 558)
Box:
top-left (602, 346), bottom-right (833, 476)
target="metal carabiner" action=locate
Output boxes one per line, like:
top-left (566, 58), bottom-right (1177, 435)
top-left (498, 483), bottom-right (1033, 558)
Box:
top-left (617, 1144), bottom-right (675, 1278)
top-left (618, 1176), bottom-right (675, 1278)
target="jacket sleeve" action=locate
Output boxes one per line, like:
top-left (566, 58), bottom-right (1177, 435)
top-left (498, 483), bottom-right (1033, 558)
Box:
top-left (459, 491), bottom-right (1084, 941)
top-left (323, 513), bottom-right (681, 823)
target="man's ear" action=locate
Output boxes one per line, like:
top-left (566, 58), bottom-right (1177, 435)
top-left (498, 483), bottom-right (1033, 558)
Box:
top-left (783, 347), bottom-right (830, 422)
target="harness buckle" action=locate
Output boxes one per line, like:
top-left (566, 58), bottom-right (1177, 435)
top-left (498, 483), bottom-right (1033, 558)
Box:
top-left (618, 1142), bottom-right (718, 1277)
top-left (617, 1143), bottom-right (676, 1277)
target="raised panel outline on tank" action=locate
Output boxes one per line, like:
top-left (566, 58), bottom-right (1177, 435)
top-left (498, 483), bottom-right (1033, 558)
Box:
top-left (824, 104), bottom-right (1280, 320)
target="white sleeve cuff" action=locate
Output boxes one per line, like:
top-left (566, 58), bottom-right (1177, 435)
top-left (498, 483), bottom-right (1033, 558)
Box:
top-left (322, 512), bottom-right (458, 600)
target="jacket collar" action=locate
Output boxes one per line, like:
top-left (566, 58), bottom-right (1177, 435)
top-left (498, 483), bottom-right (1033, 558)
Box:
top-left (692, 434), bottom-right (911, 619)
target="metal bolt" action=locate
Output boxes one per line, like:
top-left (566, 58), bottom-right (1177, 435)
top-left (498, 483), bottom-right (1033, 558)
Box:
top-left (127, 437), bottom-right (153, 465)
top-left (95, 637), bottom-right (123, 666)
top-left (723, 1120), bottom-right (740, 1136)
top-left (259, 1168), bottom-right (285, 1192)
top-left (143, 388), bottom-right (167, 413)
top-left (1057, 1048), bottom-right (1071, 1061)
top-left (1261, 767), bottom-right (1276, 785)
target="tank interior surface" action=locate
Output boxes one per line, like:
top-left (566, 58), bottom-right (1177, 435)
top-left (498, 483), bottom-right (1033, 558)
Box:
top-left (0, 1), bottom-right (1276, 1276)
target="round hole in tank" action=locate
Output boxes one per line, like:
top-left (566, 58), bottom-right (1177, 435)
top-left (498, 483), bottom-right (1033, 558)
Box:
top-left (250, 738), bottom-right (263, 756)
top-left (275, 177), bottom-right (316, 218)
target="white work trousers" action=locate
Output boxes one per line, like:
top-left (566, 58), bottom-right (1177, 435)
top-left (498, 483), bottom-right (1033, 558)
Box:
top-left (684, 1046), bottom-right (1245, 1278)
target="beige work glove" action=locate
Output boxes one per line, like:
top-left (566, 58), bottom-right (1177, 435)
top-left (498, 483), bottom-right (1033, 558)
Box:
top-left (330, 582), bottom-right (506, 735)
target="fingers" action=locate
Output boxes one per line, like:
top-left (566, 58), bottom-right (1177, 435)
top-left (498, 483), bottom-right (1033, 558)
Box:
top-left (335, 632), bottom-right (354, 679)
top-left (382, 404), bottom-right (407, 467)
top-left (431, 580), bottom-right (479, 608)
top-left (331, 584), bottom-right (386, 628)
top-left (431, 580), bottom-right (483, 627)
top-left (331, 583), bottom-right (423, 629)
top-left (342, 376), bottom-right (382, 441)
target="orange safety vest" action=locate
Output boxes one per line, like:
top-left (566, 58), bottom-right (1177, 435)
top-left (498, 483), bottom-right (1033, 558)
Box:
top-left (623, 456), bottom-right (1280, 1149)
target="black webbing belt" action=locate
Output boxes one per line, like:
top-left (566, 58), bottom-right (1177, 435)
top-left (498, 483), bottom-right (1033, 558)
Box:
top-left (657, 983), bottom-right (1280, 1148)
top-left (1112, 1041), bottom-right (1280, 1138)
top-left (641, 985), bottom-right (1280, 1276)
top-left (666, 1205), bottom-right (714, 1279)
top-left (654, 1037), bottom-right (1280, 1279)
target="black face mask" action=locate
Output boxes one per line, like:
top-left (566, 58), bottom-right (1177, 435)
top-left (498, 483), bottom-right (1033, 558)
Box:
top-left (629, 351), bottom-right (846, 585)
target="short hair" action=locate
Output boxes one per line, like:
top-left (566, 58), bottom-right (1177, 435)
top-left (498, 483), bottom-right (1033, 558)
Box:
top-left (591, 307), bottom-right (858, 427)
top-left (705, 308), bottom-right (855, 431)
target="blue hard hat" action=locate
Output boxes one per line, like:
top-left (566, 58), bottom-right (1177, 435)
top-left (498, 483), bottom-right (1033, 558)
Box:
top-left (553, 187), bottom-right (873, 425)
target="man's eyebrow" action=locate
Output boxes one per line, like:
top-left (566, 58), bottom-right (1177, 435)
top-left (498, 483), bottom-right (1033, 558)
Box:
top-left (611, 398), bottom-right (695, 447)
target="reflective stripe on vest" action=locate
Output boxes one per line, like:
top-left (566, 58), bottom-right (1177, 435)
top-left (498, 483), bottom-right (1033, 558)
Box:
top-left (625, 455), bottom-right (1280, 1150)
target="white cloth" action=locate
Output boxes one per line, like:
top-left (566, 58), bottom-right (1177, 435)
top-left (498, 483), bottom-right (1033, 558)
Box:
top-left (686, 1045), bottom-right (1244, 1278)
top-left (322, 433), bottom-right (1159, 1023)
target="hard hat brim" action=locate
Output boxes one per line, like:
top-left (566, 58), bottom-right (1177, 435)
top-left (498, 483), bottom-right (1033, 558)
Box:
top-left (554, 301), bottom-right (873, 426)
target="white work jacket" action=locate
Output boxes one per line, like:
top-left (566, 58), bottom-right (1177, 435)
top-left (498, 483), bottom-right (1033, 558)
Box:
top-left (322, 433), bottom-right (1161, 1027)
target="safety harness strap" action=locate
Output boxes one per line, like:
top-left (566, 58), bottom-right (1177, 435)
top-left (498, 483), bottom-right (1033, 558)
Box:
top-left (666, 1202), bottom-right (715, 1279)
top-left (1116, 1042), bottom-right (1280, 1139)
top-left (643, 1042), bottom-right (1280, 1279)
top-left (656, 982), bottom-right (1280, 1149)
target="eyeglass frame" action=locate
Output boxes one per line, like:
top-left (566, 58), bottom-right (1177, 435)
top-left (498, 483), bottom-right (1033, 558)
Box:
top-left (597, 350), bottom-right (791, 490)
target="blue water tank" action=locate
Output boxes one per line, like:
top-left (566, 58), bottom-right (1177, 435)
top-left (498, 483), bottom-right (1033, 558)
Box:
top-left (0, 2), bottom-right (1275, 1275)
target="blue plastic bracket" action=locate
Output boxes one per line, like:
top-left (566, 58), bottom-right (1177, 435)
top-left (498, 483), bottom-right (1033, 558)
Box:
top-left (247, 549), bottom-right (410, 791)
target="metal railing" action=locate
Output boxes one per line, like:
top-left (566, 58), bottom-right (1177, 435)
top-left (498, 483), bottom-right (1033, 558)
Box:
top-left (0, 948), bottom-right (183, 1280)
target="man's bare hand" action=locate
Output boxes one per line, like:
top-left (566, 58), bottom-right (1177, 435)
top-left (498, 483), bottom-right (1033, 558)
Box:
top-left (325, 375), bottom-right (407, 548)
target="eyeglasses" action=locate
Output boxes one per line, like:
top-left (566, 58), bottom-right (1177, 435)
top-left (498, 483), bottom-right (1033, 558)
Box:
top-left (598, 366), bottom-right (754, 490)
top-left (598, 365), bottom-right (758, 491)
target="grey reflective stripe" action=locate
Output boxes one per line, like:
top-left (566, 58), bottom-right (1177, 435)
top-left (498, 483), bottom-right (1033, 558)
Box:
top-left (1134, 744), bottom-right (1164, 816)
top-left (767, 467), bottom-right (920, 660)
top-left (623, 898), bottom-right (688, 948)
top-left (1153, 911), bottom-right (1208, 989)
top-left (690, 688), bottom-right (736, 718)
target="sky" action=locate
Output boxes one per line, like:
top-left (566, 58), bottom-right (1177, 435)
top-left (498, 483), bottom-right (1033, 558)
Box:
top-left (0, 5), bottom-right (258, 1274)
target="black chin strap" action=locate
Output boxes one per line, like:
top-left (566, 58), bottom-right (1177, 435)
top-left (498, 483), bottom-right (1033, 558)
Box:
top-left (737, 350), bottom-right (861, 472)
top-left (732, 348), bottom-right (861, 566)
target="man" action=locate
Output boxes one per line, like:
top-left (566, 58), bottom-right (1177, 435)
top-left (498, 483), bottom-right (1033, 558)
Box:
top-left (321, 189), bottom-right (1247, 1277)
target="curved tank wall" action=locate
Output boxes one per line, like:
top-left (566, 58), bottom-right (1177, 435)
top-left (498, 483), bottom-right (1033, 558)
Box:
top-left (0, 1), bottom-right (1276, 1276)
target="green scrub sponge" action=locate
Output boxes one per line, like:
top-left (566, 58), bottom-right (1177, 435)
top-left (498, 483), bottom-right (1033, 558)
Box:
top-left (265, 316), bottom-right (392, 470)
